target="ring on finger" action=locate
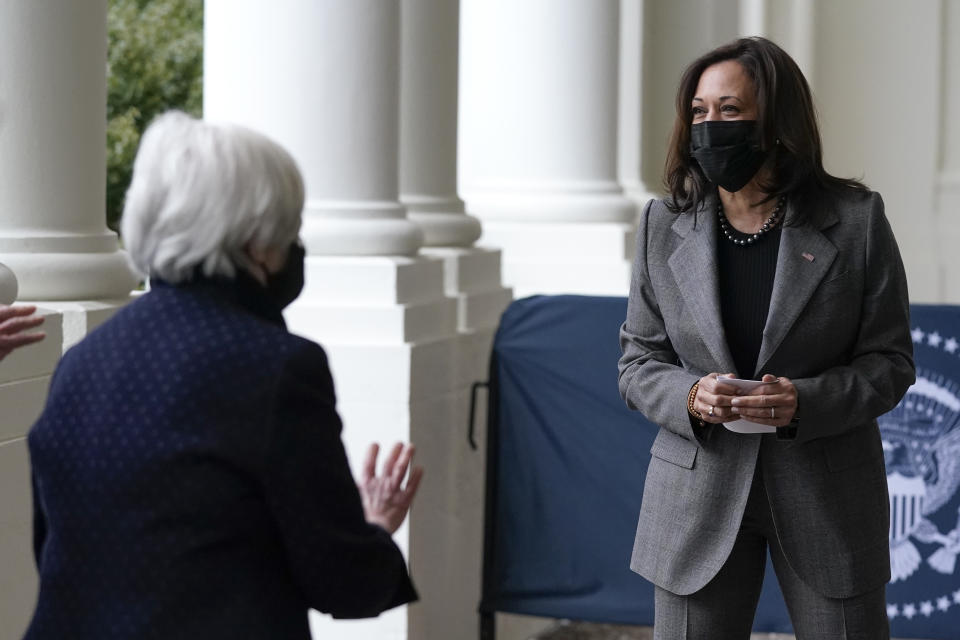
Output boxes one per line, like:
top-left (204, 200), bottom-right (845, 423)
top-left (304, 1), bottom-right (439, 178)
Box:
top-left (709, 405), bottom-right (715, 417)
top-left (770, 407), bottom-right (775, 418)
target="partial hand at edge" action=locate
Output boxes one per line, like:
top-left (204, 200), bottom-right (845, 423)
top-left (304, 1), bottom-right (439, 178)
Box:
top-left (0, 304), bottom-right (46, 361)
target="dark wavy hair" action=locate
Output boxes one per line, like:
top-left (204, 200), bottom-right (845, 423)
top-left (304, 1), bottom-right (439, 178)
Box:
top-left (664, 36), bottom-right (866, 214)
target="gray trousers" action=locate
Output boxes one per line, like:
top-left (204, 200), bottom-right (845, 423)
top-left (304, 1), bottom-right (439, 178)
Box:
top-left (653, 465), bottom-right (889, 640)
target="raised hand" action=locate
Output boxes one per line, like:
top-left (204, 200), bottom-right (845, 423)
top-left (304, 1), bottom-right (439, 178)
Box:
top-left (358, 442), bottom-right (424, 534)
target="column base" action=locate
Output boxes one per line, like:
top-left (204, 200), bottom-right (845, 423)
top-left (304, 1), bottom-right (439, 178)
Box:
top-left (466, 187), bottom-right (637, 223)
top-left (403, 195), bottom-right (483, 247)
top-left (479, 221), bottom-right (636, 298)
top-left (301, 211), bottom-right (425, 257)
top-left (408, 211), bottom-right (483, 247)
top-left (420, 247), bottom-right (513, 333)
top-left (30, 298), bottom-right (135, 351)
top-left (0, 251), bottom-right (138, 301)
top-left (286, 256), bottom-right (457, 345)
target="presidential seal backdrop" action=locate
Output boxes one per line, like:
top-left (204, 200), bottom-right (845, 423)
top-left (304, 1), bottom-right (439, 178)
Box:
top-left (881, 305), bottom-right (960, 639)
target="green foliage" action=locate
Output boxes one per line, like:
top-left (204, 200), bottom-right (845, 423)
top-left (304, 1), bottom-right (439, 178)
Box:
top-left (106, 0), bottom-right (203, 231)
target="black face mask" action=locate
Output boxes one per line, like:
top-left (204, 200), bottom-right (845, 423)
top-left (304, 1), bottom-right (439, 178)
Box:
top-left (690, 120), bottom-right (767, 193)
top-left (264, 242), bottom-right (305, 310)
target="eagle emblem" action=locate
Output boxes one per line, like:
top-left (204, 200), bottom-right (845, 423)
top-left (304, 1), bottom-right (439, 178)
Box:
top-left (881, 372), bottom-right (960, 583)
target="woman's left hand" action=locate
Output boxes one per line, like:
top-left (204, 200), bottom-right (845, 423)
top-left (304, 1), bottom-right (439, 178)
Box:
top-left (730, 374), bottom-right (797, 427)
top-left (358, 442), bottom-right (424, 535)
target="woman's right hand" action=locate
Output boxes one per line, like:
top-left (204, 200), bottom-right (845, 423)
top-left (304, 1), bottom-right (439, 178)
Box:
top-left (693, 373), bottom-right (741, 423)
top-left (358, 442), bottom-right (424, 534)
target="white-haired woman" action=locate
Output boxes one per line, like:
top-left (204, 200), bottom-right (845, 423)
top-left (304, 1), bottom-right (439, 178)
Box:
top-left (25, 112), bottom-right (421, 640)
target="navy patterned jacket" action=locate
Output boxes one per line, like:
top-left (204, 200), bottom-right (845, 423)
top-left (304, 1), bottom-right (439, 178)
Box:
top-left (25, 275), bottom-right (416, 639)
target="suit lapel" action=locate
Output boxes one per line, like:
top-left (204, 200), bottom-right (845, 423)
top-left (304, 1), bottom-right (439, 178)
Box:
top-left (754, 201), bottom-right (838, 375)
top-left (668, 197), bottom-right (737, 374)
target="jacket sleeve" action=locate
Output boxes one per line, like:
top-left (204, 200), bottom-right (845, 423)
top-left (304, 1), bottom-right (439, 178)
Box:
top-left (259, 341), bottom-right (417, 618)
top-left (619, 200), bottom-right (707, 443)
top-left (789, 193), bottom-right (915, 444)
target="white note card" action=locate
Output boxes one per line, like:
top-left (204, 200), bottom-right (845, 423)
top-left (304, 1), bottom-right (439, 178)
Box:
top-left (717, 376), bottom-right (777, 434)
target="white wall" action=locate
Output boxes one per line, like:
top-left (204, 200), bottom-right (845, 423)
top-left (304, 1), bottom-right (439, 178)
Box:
top-left (637, 0), bottom-right (955, 303)
top-left (813, 0), bottom-right (943, 301)
top-left (935, 0), bottom-right (960, 301)
top-left (639, 0), bottom-right (740, 194)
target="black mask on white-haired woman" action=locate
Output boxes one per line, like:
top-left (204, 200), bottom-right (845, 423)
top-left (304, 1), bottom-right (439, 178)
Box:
top-left (263, 242), bottom-right (305, 310)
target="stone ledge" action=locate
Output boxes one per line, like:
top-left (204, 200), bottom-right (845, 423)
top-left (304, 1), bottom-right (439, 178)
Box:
top-left (285, 297), bottom-right (458, 346)
top-left (300, 255), bottom-right (446, 306)
top-left (420, 246), bottom-right (507, 296)
top-left (29, 298), bottom-right (133, 351)
top-left (458, 287), bottom-right (513, 333)
top-left (479, 222), bottom-right (636, 261)
top-left (504, 260), bottom-right (632, 298)
top-left (0, 307), bottom-right (62, 383)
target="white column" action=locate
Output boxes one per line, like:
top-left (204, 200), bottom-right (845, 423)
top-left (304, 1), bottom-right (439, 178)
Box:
top-left (639, 0), bottom-right (739, 202)
top-left (0, 1), bottom-right (138, 301)
top-left (400, 0), bottom-right (511, 332)
top-left (205, 0), bottom-right (423, 257)
top-left (206, 3), bottom-right (461, 638)
top-left (400, 0), bottom-right (480, 248)
top-left (761, 0), bottom-right (816, 81)
top-left (786, 0), bottom-right (816, 82)
top-left (738, 0), bottom-right (767, 36)
top-left (459, 0), bottom-right (637, 297)
top-left (618, 0), bottom-right (659, 213)
top-left (399, 2), bottom-right (512, 637)
top-left (935, 0), bottom-right (959, 301)
top-left (813, 0), bottom-right (940, 301)
top-left (0, 6), bottom-right (132, 635)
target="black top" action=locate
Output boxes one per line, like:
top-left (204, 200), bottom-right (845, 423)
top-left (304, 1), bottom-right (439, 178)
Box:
top-left (717, 224), bottom-right (782, 378)
top-left (26, 274), bottom-right (417, 639)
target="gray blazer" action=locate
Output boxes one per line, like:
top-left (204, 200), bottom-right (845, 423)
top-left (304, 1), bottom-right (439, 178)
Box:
top-left (618, 189), bottom-right (915, 599)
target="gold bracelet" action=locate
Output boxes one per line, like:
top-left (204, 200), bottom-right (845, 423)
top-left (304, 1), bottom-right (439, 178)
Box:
top-left (687, 381), bottom-right (704, 425)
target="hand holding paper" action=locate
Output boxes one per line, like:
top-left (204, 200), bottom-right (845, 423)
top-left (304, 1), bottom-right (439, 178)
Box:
top-left (725, 374), bottom-right (798, 433)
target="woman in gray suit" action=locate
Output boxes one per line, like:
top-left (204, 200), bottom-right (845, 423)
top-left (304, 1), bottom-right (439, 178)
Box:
top-left (618, 37), bottom-right (914, 639)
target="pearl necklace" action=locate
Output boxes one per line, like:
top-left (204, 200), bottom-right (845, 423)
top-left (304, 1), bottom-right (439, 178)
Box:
top-left (717, 196), bottom-right (786, 247)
